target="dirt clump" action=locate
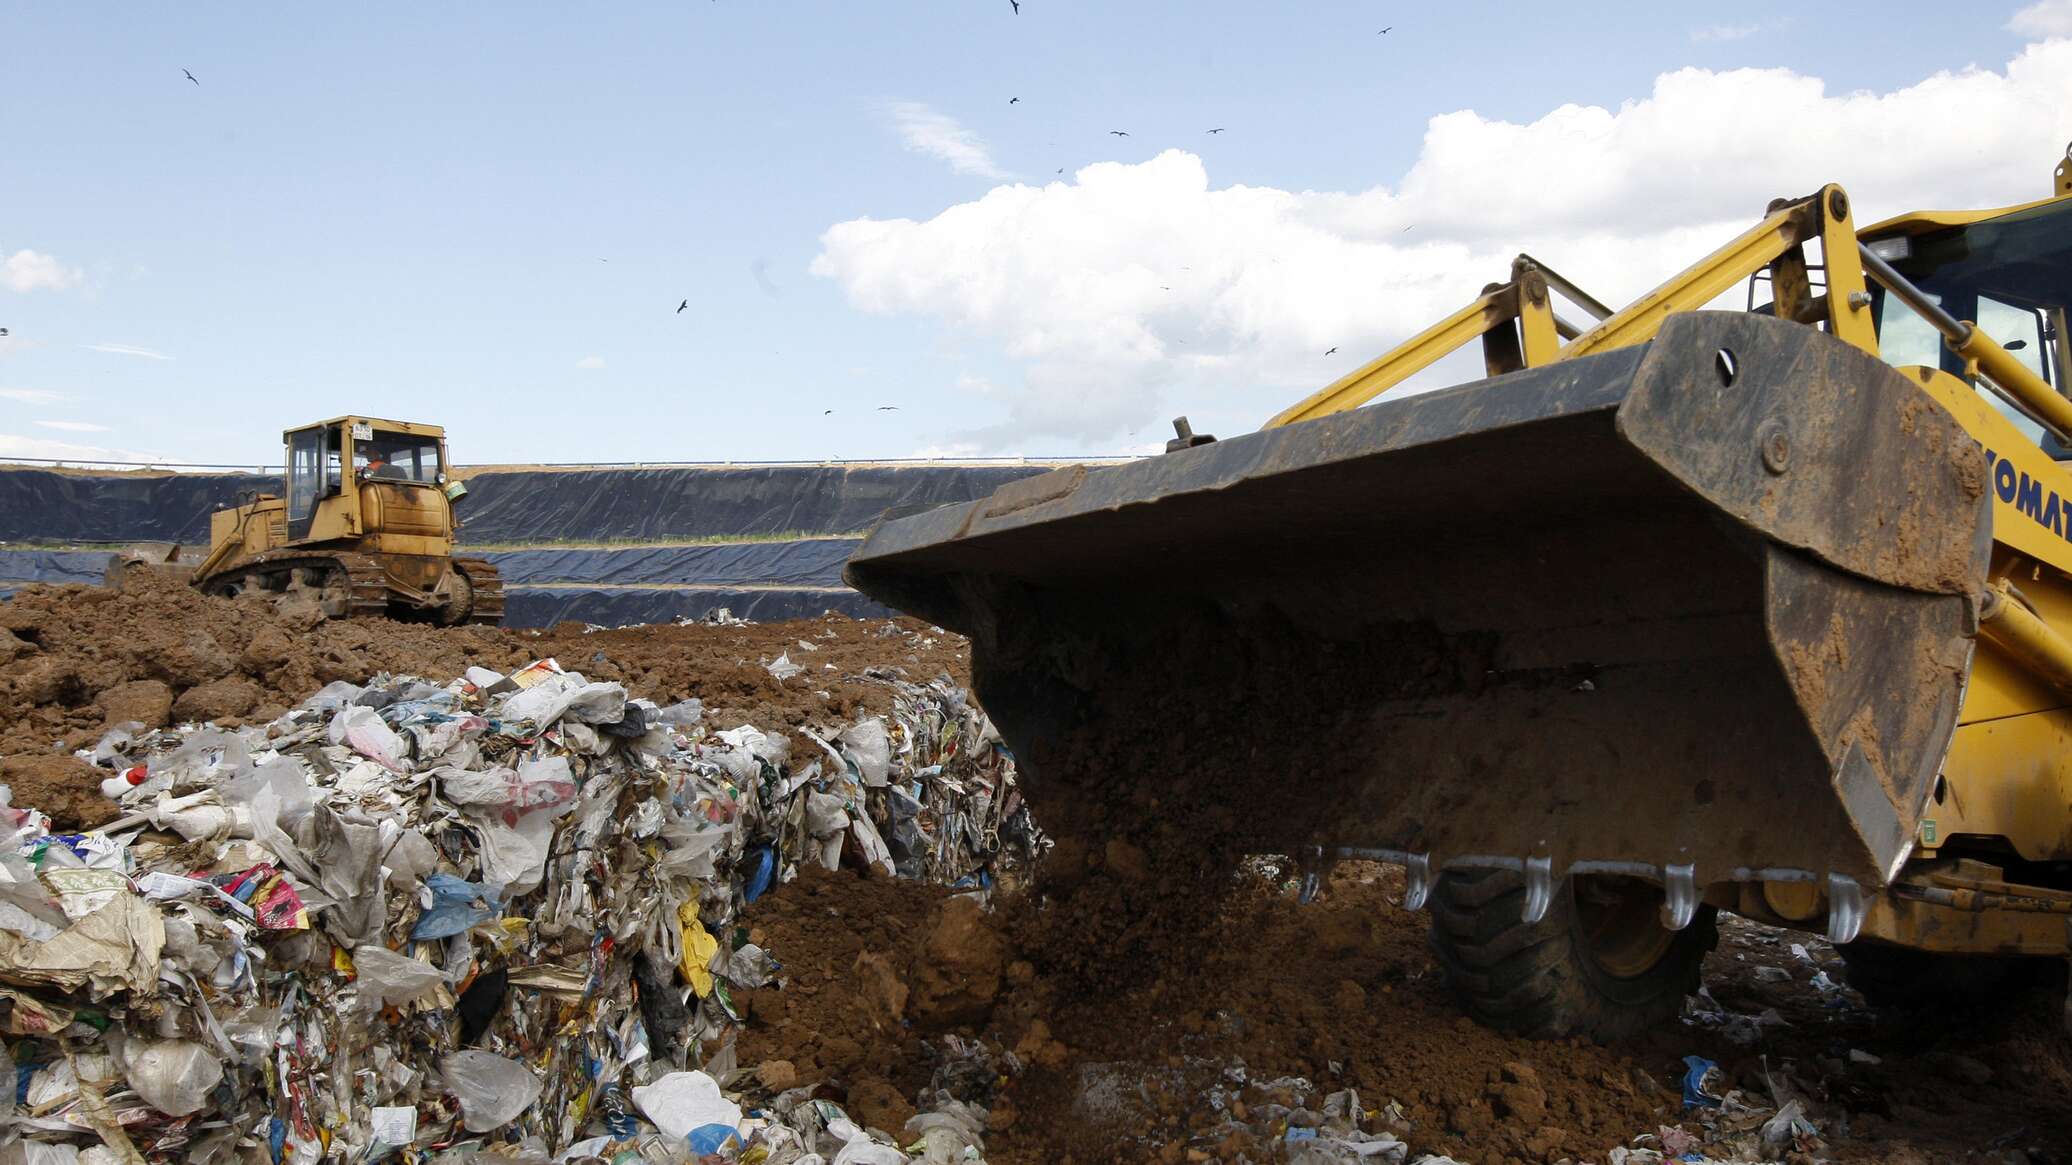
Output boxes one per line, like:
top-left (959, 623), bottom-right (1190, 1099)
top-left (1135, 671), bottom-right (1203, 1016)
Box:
top-left (910, 895), bottom-right (1008, 1027)
top-left (847, 1073), bottom-right (920, 1140)
top-left (97, 678), bottom-right (173, 729)
top-left (2, 753), bottom-right (120, 830)
top-left (171, 675), bottom-right (262, 722)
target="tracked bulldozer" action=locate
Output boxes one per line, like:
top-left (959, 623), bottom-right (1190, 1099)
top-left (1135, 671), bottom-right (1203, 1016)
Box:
top-left (127, 417), bottom-right (503, 626)
top-left (848, 145), bottom-right (2072, 1038)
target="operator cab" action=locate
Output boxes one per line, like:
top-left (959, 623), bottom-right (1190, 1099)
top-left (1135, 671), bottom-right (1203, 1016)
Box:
top-left (1863, 198), bottom-right (2072, 454)
top-left (282, 417), bottom-right (453, 541)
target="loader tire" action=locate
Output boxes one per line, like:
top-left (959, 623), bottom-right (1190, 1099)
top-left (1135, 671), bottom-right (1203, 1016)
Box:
top-left (1429, 869), bottom-right (1717, 1042)
top-left (1836, 941), bottom-right (2039, 1011)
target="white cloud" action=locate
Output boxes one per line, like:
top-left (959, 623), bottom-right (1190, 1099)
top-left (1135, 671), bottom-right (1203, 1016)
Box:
top-left (575, 355), bottom-right (607, 370)
top-left (882, 101), bottom-right (1012, 180)
top-left (2009, 0), bottom-right (2072, 36)
top-left (1, 249), bottom-right (83, 293)
top-left (82, 343), bottom-right (173, 360)
top-left (34, 419), bottom-right (109, 433)
top-left (1690, 23), bottom-right (1760, 41)
top-left (0, 433), bottom-right (161, 464)
top-left (0, 387), bottom-right (64, 404)
top-left (815, 39), bottom-right (2072, 449)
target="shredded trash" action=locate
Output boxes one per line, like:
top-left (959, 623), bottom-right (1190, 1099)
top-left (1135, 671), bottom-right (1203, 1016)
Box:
top-left (0, 656), bottom-right (1039, 1163)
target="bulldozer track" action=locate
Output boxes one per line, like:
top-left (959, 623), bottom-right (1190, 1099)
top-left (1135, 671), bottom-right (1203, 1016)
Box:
top-left (197, 551), bottom-right (502, 626)
top-left (452, 556), bottom-right (506, 626)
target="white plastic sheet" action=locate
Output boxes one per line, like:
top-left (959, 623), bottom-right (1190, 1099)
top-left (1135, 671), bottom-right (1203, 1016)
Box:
top-left (441, 1050), bottom-right (543, 1133)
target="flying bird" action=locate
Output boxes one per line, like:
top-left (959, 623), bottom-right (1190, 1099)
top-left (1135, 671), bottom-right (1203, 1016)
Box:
top-left (1206, 128), bottom-right (1226, 134)
top-left (1009, 97), bottom-right (1019, 104)
top-left (183, 69), bottom-right (199, 85)
top-left (676, 299), bottom-right (688, 313)
top-left (1109, 130), bottom-right (1129, 137)
top-left (1055, 167), bottom-right (1065, 174)
top-left (877, 405), bottom-right (900, 411)
top-left (824, 409), bottom-right (834, 415)
top-left (1378, 26), bottom-right (1393, 34)
top-left (1325, 347), bottom-right (1338, 355)
top-left (1009, 0), bottom-right (1019, 11)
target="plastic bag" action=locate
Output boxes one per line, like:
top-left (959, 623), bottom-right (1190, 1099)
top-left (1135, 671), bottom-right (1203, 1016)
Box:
top-left (1761, 1099), bottom-right (1813, 1153)
top-left (499, 678), bottom-right (625, 728)
top-left (306, 680), bottom-right (367, 712)
top-left (353, 945), bottom-right (443, 1012)
top-left (677, 905), bottom-right (719, 996)
top-left (1286, 1130), bottom-right (1409, 1164)
top-left (837, 719), bottom-right (892, 787)
top-left (906, 1102), bottom-right (985, 1164)
top-left (827, 1117), bottom-right (908, 1165)
top-left (1680, 1054), bottom-right (1724, 1108)
top-left (410, 874), bottom-right (499, 940)
top-left (327, 705), bottom-right (406, 772)
top-left (147, 729), bottom-right (250, 792)
top-left (221, 755), bottom-right (318, 830)
top-left (441, 1050), bottom-right (542, 1133)
top-left (655, 698), bottom-right (704, 728)
top-left (125, 1039), bottom-right (224, 1117)
top-left (631, 1071), bottom-right (742, 1155)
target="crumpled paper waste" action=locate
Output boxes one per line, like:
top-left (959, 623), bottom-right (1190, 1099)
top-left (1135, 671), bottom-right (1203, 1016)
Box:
top-left (0, 653), bottom-right (1040, 1163)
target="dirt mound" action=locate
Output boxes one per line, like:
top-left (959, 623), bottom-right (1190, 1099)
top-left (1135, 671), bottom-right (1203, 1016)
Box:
top-left (0, 572), bottom-right (964, 759)
top-left (741, 859), bottom-right (2072, 1163)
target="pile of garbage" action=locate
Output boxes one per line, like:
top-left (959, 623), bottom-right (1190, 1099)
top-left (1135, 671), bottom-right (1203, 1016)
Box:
top-left (0, 655), bottom-right (1040, 1163)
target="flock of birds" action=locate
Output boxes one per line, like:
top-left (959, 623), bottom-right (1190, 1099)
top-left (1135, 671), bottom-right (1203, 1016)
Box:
top-left (173, 1), bottom-right (1386, 397)
top-left (998, 2), bottom-right (1390, 358)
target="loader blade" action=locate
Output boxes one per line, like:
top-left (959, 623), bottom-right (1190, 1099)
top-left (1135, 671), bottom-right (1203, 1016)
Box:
top-left (848, 313), bottom-right (1991, 894)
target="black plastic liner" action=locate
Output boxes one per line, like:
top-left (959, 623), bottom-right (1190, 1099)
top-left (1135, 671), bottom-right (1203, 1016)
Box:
top-left (0, 470), bottom-right (275, 542)
top-left (502, 586), bottom-right (889, 628)
top-left (0, 549), bottom-right (116, 586)
top-left (0, 464), bottom-right (1051, 545)
top-left (479, 539), bottom-right (858, 587)
top-left (454, 465), bottom-right (1048, 543)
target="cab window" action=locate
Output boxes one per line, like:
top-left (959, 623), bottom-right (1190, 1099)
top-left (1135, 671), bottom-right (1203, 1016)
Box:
top-left (1868, 200), bottom-right (2071, 455)
top-left (287, 429), bottom-right (322, 523)
top-left (353, 431), bottom-right (443, 483)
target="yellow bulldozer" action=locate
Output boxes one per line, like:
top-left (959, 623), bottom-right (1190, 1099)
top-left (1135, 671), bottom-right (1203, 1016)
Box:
top-left (163, 416), bottom-right (503, 626)
top-left (848, 144), bottom-right (2072, 1038)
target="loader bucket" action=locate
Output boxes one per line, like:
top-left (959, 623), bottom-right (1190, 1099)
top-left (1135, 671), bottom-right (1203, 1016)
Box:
top-left (847, 313), bottom-right (1991, 897)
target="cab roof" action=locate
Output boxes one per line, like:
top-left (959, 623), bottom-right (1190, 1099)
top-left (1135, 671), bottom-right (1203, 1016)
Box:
top-left (1859, 188), bottom-right (2072, 240)
top-left (283, 416), bottom-right (446, 441)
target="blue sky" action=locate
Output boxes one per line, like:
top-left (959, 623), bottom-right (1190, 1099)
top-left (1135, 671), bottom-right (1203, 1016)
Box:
top-left (2, 1), bottom-right (2067, 466)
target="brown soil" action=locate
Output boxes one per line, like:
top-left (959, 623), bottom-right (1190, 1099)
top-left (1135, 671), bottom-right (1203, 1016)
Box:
top-left (743, 860), bottom-right (2072, 1164)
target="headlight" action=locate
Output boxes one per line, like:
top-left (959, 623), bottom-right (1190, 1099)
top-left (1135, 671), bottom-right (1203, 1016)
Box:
top-left (1865, 236), bottom-right (1912, 262)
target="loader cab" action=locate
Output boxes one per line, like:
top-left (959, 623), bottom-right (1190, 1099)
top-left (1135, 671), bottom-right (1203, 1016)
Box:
top-left (282, 417), bottom-right (452, 544)
top-left (1863, 198), bottom-right (2072, 455)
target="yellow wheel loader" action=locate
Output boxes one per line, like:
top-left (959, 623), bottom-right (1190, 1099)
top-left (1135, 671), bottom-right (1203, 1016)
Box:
top-left (156, 417), bottom-right (502, 626)
top-left (847, 144), bottom-right (2072, 1039)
